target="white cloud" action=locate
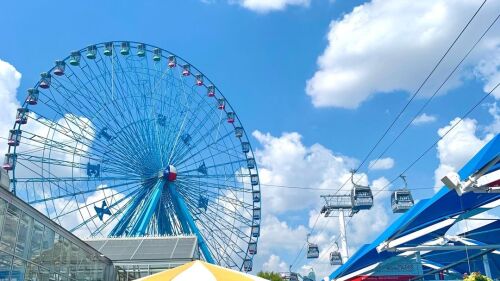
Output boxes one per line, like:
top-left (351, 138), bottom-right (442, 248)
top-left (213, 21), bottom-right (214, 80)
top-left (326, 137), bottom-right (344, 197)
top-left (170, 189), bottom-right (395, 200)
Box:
top-left (412, 113), bottom-right (437, 125)
top-left (259, 215), bottom-right (309, 255)
top-left (433, 117), bottom-right (495, 189)
top-left (474, 40), bottom-right (500, 97)
top-left (485, 102), bottom-right (500, 133)
top-left (368, 157), bottom-right (394, 170)
top-left (306, 0), bottom-right (500, 108)
top-left (262, 254), bottom-right (288, 273)
top-left (0, 59), bottom-right (22, 158)
top-left (252, 131), bottom-right (394, 279)
top-left (231, 0), bottom-right (310, 13)
top-left (253, 130), bottom-right (358, 214)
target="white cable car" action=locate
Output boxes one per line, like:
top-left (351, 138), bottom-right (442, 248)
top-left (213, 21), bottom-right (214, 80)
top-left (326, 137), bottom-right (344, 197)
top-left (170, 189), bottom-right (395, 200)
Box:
top-left (350, 170), bottom-right (373, 211)
top-left (280, 266), bottom-right (299, 281)
top-left (391, 175), bottom-right (414, 213)
top-left (329, 242), bottom-right (343, 265)
top-left (306, 234), bottom-right (319, 259)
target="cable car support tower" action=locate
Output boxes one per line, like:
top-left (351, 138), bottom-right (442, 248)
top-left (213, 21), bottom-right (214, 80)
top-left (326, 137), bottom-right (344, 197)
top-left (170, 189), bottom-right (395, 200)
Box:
top-left (320, 171), bottom-right (374, 265)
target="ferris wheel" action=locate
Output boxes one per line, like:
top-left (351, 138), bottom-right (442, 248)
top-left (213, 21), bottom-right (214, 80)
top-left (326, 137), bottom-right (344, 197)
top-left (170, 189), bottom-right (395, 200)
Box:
top-left (3, 41), bottom-right (261, 271)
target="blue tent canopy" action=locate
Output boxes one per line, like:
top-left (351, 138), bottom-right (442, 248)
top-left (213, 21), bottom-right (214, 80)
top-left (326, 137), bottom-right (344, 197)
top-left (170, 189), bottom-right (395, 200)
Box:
top-left (459, 219), bottom-right (500, 245)
top-left (329, 135), bottom-right (500, 280)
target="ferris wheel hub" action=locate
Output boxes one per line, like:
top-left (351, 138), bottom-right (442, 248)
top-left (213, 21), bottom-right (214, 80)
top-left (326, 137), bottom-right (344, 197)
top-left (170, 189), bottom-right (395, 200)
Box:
top-left (159, 165), bottom-right (177, 181)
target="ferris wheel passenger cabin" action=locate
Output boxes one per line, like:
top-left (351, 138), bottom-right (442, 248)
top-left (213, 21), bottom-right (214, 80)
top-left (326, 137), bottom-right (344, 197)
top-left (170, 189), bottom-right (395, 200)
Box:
top-left (54, 60), bottom-right (66, 76)
top-left (120, 42), bottom-right (130, 55)
top-left (69, 51), bottom-right (81, 66)
top-left (26, 88), bottom-right (39, 105)
top-left (39, 72), bottom-right (51, 89)
top-left (86, 45), bottom-right (97, 59)
top-left (8, 130), bottom-right (21, 146)
top-left (3, 154), bottom-right (15, 171)
top-left (168, 55), bottom-right (176, 68)
top-left (15, 108), bottom-right (28, 125)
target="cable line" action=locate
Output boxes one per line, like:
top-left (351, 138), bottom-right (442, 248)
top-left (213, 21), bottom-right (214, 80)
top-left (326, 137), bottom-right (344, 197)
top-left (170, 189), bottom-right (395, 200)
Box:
top-left (368, 10), bottom-right (500, 172)
top-left (289, 0), bottom-right (490, 270)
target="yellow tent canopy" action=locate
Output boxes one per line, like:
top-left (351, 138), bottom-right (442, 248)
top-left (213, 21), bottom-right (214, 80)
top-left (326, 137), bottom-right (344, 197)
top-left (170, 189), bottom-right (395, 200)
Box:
top-left (136, 260), bottom-right (268, 281)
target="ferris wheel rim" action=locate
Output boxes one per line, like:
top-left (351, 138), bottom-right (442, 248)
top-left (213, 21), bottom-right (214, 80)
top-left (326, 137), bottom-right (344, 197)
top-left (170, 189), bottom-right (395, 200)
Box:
top-left (5, 41), bottom-right (262, 271)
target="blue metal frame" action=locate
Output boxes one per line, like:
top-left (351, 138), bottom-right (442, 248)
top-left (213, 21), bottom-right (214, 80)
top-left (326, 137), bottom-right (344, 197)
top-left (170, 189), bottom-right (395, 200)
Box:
top-left (169, 182), bottom-right (215, 263)
top-left (329, 134), bottom-right (500, 280)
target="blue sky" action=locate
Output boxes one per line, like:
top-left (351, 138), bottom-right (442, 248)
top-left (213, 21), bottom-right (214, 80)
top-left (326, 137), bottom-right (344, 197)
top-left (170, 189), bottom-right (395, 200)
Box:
top-left (1, 0), bottom-right (499, 278)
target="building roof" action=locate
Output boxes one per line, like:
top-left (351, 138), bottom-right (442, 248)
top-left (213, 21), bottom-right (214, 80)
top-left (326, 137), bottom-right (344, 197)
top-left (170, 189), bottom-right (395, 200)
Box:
top-left (85, 236), bottom-right (198, 263)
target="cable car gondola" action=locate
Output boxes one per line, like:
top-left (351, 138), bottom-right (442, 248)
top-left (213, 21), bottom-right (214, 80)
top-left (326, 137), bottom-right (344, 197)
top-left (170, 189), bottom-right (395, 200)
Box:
top-left (329, 242), bottom-right (343, 265)
top-left (306, 234), bottom-right (319, 259)
top-left (391, 175), bottom-right (414, 213)
top-left (350, 170), bottom-right (374, 211)
top-left (280, 266), bottom-right (299, 281)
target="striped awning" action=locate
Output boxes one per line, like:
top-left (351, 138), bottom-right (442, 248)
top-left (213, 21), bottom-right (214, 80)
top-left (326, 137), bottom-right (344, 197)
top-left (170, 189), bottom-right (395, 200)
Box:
top-left (136, 260), bottom-right (266, 281)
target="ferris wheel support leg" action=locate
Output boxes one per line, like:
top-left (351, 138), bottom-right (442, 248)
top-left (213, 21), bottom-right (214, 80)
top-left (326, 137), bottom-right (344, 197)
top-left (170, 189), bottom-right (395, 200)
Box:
top-left (110, 188), bottom-right (149, 237)
top-left (130, 179), bottom-right (165, 236)
top-left (169, 183), bottom-right (215, 264)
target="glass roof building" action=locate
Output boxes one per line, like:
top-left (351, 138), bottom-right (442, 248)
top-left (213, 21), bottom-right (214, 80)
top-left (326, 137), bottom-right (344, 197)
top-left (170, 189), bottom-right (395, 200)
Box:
top-left (0, 171), bottom-right (115, 281)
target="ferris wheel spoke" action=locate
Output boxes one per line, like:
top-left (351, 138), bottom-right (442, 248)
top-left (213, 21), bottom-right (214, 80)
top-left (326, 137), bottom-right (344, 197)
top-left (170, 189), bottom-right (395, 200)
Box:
top-left (177, 120), bottom-right (241, 166)
top-left (180, 182), bottom-right (251, 215)
top-left (182, 189), bottom-right (252, 238)
top-left (122, 58), bottom-right (172, 166)
top-left (41, 88), bottom-right (105, 152)
top-left (26, 110), bottom-right (108, 155)
top-left (68, 60), bottom-right (137, 133)
top-left (70, 185), bottom-right (142, 234)
top-left (185, 197), bottom-right (249, 258)
top-left (109, 183), bottom-right (156, 236)
top-left (178, 173), bottom-right (248, 180)
top-left (26, 179), bottom-right (142, 205)
top-left (178, 158), bottom-right (247, 174)
top-left (174, 130), bottom-right (238, 168)
top-left (13, 160), bottom-right (87, 204)
top-left (15, 153), bottom-right (136, 178)
top-left (195, 219), bottom-right (242, 267)
top-left (111, 61), bottom-right (157, 145)
top-left (181, 189), bottom-right (253, 227)
top-left (54, 181), bottom-right (143, 221)
top-left (15, 176), bottom-right (140, 184)
top-left (10, 42), bottom-right (260, 270)
top-left (176, 179), bottom-right (253, 206)
top-left (164, 91), bottom-right (217, 157)
top-left (48, 76), bottom-right (111, 128)
top-left (169, 107), bottom-right (228, 164)
top-left (19, 131), bottom-right (110, 165)
top-left (89, 191), bottom-right (140, 237)
top-left (76, 62), bottom-right (146, 146)
top-left (175, 180), bottom-right (253, 197)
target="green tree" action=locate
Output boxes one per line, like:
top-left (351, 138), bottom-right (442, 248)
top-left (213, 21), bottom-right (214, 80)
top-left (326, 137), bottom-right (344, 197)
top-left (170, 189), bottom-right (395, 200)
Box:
top-left (463, 272), bottom-right (492, 281)
top-left (257, 271), bottom-right (284, 281)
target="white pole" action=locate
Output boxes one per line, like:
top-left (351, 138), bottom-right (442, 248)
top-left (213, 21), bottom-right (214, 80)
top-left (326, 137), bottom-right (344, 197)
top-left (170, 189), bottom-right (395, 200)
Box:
top-left (339, 210), bottom-right (349, 263)
top-left (482, 254), bottom-right (492, 278)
